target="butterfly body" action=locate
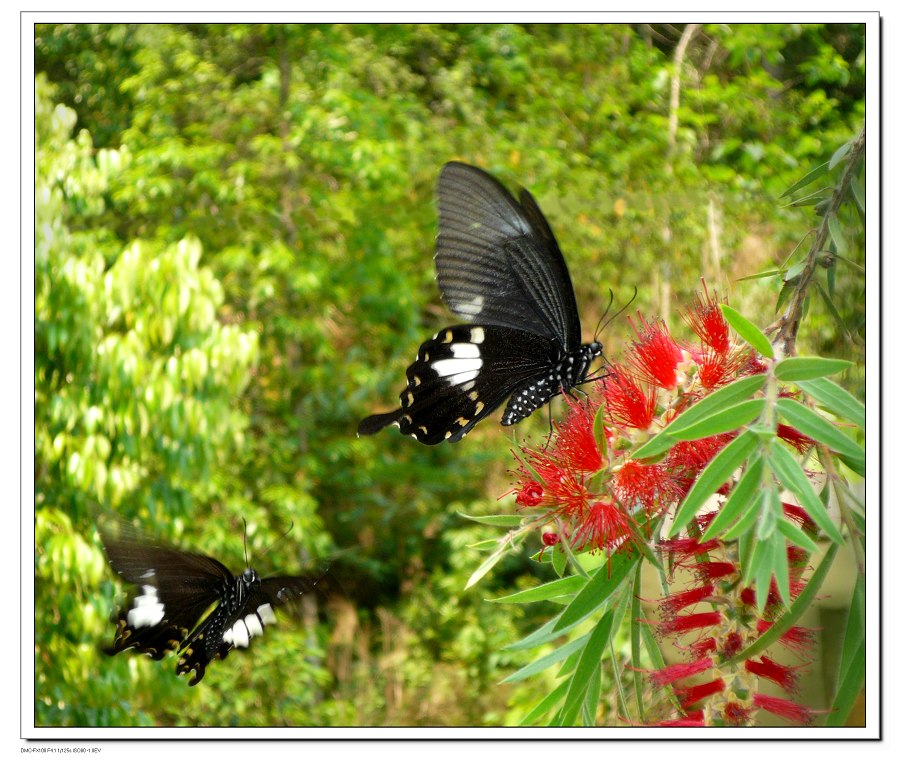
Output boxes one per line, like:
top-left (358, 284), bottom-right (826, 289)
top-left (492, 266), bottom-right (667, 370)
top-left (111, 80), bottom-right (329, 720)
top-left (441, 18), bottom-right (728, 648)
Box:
top-left (359, 162), bottom-right (603, 444)
top-left (101, 524), bottom-right (321, 685)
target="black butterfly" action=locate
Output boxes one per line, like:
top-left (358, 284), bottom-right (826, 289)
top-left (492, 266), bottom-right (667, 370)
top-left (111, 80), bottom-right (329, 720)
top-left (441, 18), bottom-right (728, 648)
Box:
top-left (100, 521), bottom-right (324, 685)
top-left (358, 161), bottom-right (603, 445)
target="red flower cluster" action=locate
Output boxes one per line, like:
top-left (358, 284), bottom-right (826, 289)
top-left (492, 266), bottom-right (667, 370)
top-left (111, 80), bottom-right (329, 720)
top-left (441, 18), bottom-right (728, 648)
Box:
top-left (646, 503), bottom-right (820, 726)
top-left (511, 285), bottom-right (765, 556)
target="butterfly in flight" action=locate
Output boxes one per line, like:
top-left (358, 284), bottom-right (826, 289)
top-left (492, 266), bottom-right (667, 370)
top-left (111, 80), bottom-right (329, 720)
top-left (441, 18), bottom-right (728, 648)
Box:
top-left (358, 161), bottom-right (604, 445)
top-left (100, 519), bottom-right (325, 685)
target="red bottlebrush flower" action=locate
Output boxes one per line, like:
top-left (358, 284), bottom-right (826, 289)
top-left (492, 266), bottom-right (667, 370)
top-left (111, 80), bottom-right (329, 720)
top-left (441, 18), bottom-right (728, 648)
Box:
top-left (657, 583), bottom-right (715, 618)
top-left (746, 655), bottom-right (802, 694)
top-left (756, 621), bottom-right (817, 655)
top-left (648, 657), bottom-right (714, 687)
top-left (613, 459), bottom-right (676, 513)
top-left (752, 694), bottom-right (816, 725)
top-left (602, 364), bottom-right (656, 431)
top-left (689, 637), bottom-right (717, 659)
top-left (571, 499), bottom-right (634, 555)
top-left (739, 351), bottom-right (770, 377)
top-left (665, 434), bottom-right (732, 496)
top-left (515, 480), bottom-right (544, 507)
top-left (553, 395), bottom-right (604, 473)
top-left (677, 678), bottom-right (726, 707)
top-left (720, 630), bottom-right (744, 660)
top-left (778, 423), bottom-right (815, 453)
top-left (694, 348), bottom-right (744, 390)
top-left (723, 702), bottom-right (753, 726)
top-left (629, 318), bottom-right (684, 390)
top-left (782, 502), bottom-right (813, 531)
top-left (657, 536), bottom-right (721, 559)
top-left (691, 561), bottom-right (738, 581)
top-left (657, 610), bottom-right (722, 637)
top-left (514, 448), bottom-right (591, 517)
top-left (684, 285), bottom-right (731, 355)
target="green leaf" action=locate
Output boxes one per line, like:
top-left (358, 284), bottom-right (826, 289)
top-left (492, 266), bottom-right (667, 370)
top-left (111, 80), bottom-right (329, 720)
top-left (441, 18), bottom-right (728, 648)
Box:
top-left (774, 356), bottom-right (853, 382)
top-left (558, 612), bottom-right (614, 724)
top-left (490, 575), bottom-right (585, 604)
top-left (775, 281), bottom-right (795, 314)
top-left (731, 543), bottom-right (838, 664)
top-left (554, 554), bottom-right (637, 631)
top-left (771, 533), bottom-right (791, 607)
top-left (670, 398), bottom-right (765, 441)
top-left (518, 680), bottom-right (568, 726)
top-left (783, 262), bottom-right (807, 282)
top-left (457, 512), bottom-right (524, 527)
top-left (668, 429), bottom-right (758, 536)
top-left (593, 404), bottom-right (608, 462)
top-left (720, 304), bottom-right (774, 358)
top-left (736, 268), bottom-right (783, 282)
top-left (465, 537), bottom-right (514, 589)
top-left (632, 375), bottom-right (765, 460)
top-left (776, 516), bottom-right (820, 555)
top-left (552, 542), bottom-right (568, 578)
top-left (766, 439), bottom-right (842, 543)
top-left (722, 491), bottom-right (763, 541)
top-left (501, 634), bottom-right (589, 684)
top-left (827, 641), bottom-right (864, 727)
top-left (827, 216), bottom-right (848, 256)
top-left (780, 161), bottom-right (830, 198)
top-left (776, 397), bottom-right (865, 462)
top-left (796, 377), bottom-right (865, 430)
top-left (829, 140), bottom-right (852, 169)
top-left (701, 455), bottom-right (763, 540)
top-left (838, 574), bottom-right (865, 688)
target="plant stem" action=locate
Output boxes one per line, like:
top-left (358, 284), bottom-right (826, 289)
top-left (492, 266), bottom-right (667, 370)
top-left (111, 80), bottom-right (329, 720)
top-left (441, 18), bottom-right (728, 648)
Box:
top-left (772, 126), bottom-right (866, 357)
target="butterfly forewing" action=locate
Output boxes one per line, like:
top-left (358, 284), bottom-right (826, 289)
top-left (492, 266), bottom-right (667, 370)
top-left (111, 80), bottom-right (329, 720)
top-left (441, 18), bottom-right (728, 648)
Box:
top-left (436, 162), bottom-right (581, 347)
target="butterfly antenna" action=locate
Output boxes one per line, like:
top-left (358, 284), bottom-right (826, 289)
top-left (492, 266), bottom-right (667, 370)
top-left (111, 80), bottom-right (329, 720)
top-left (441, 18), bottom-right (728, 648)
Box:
top-left (242, 517), bottom-right (250, 567)
top-left (592, 288), bottom-right (615, 341)
top-left (594, 286), bottom-right (637, 337)
top-left (259, 521), bottom-right (296, 561)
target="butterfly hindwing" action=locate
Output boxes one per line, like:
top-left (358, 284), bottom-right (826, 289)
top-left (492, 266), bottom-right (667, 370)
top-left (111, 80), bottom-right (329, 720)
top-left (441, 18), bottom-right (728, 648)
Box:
top-left (359, 324), bottom-right (562, 444)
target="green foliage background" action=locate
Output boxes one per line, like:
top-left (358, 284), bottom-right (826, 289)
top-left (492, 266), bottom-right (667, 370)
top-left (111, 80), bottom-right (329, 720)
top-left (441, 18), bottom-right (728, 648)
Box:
top-left (33, 23), bottom-right (865, 726)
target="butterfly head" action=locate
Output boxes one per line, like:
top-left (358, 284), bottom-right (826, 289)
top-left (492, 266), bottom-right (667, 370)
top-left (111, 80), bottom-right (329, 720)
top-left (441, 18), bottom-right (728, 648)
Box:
top-left (241, 568), bottom-right (260, 586)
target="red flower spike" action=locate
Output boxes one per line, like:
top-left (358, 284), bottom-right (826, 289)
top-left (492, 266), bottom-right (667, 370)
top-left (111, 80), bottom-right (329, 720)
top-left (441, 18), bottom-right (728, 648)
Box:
top-left (649, 657), bottom-right (714, 687)
top-left (658, 583), bottom-right (716, 618)
top-left (778, 424), bottom-right (815, 454)
top-left (723, 702), bottom-right (753, 726)
top-left (745, 655), bottom-right (802, 694)
top-left (689, 637), bottom-right (717, 659)
top-left (690, 561), bottom-right (738, 581)
top-left (515, 480), bottom-right (544, 507)
top-left (602, 364), bottom-right (656, 431)
top-left (571, 499), bottom-right (634, 555)
top-left (782, 502), bottom-right (813, 531)
top-left (756, 621), bottom-right (817, 655)
top-left (695, 348), bottom-right (744, 390)
top-left (553, 395), bottom-right (604, 473)
top-left (752, 694), bottom-right (816, 725)
top-left (720, 630), bottom-right (744, 660)
top-left (658, 709), bottom-right (706, 727)
top-left (629, 319), bottom-right (684, 390)
top-left (684, 286), bottom-right (731, 355)
top-left (657, 611), bottom-right (722, 637)
top-left (677, 678), bottom-right (726, 707)
top-left (614, 460), bottom-right (676, 513)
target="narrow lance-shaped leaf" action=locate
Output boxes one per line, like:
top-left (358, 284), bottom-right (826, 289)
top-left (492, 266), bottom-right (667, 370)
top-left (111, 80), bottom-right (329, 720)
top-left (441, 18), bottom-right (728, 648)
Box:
top-left (701, 455), bottom-right (763, 540)
top-left (632, 375), bottom-right (765, 460)
top-left (780, 161), bottom-right (830, 198)
top-left (796, 377), bottom-right (865, 431)
top-left (558, 611), bottom-right (614, 724)
top-left (720, 304), bottom-right (774, 359)
top-left (668, 429), bottom-right (758, 537)
top-left (766, 439), bottom-right (842, 543)
top-left (776, 397), bottom-right (865, 462)
top-left (669, 398), bottom-right (765, 441)
top-left (774, 356), bottom-right (853, 382)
